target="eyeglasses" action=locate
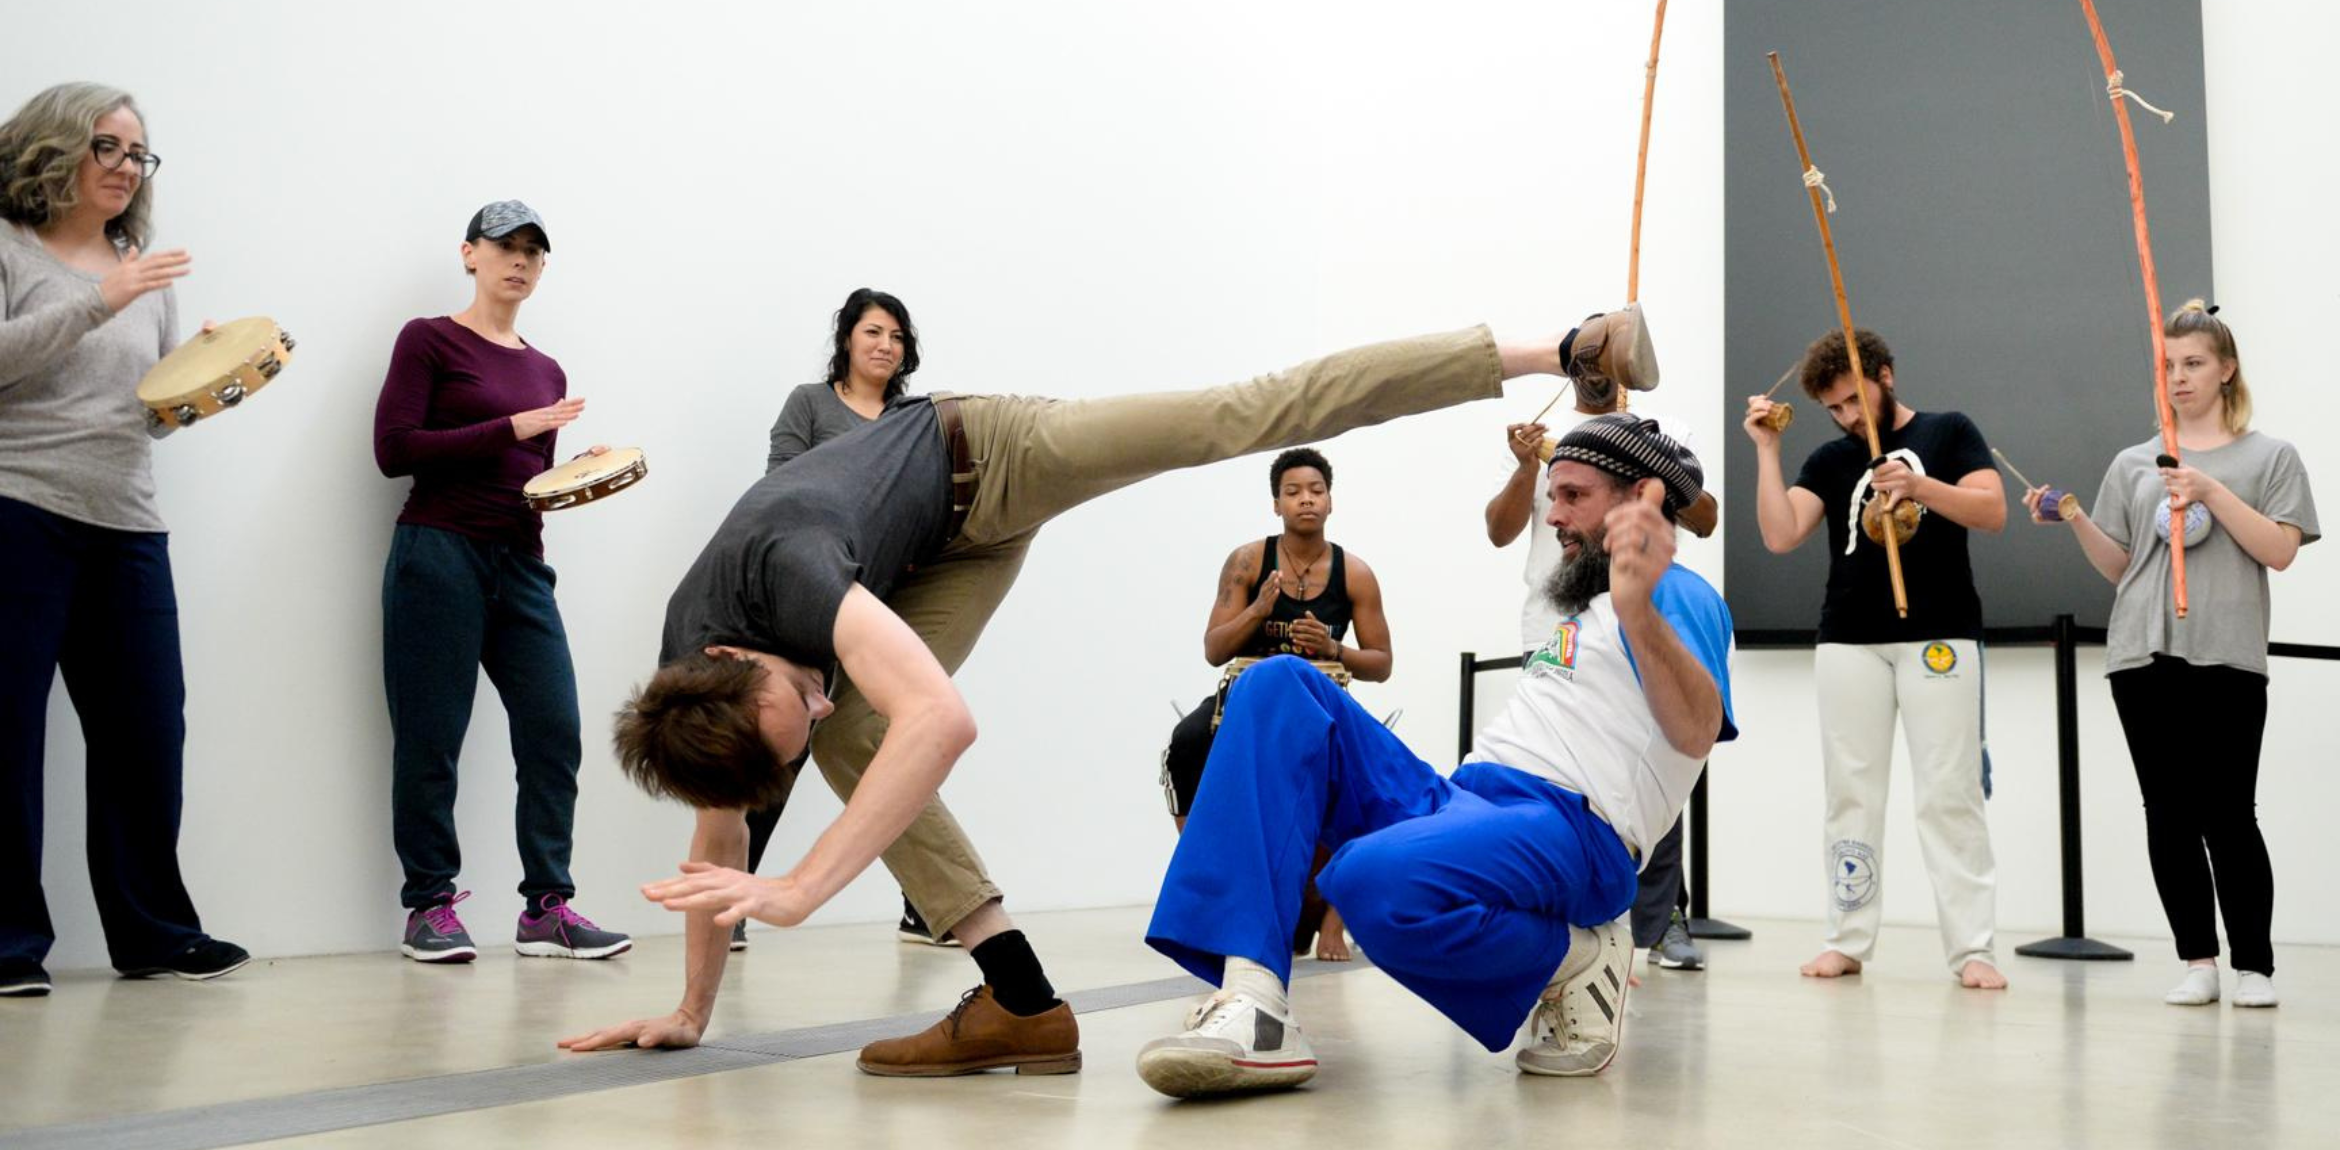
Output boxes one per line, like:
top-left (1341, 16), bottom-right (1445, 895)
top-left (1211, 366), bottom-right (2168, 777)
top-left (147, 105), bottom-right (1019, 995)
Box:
top-left (91, 136), bottom-right (161, 179)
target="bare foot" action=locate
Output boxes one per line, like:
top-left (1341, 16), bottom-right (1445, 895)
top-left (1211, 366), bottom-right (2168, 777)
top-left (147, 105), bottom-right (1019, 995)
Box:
top-left (1959, 960), bottom-right (2008, 990)
top-left (1315, 907), bottom-right (1352, 962)
top-left (1800, 950), bottom-right (1863, 978)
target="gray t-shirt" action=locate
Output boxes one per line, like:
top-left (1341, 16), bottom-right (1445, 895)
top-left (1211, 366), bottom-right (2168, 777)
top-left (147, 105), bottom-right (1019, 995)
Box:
top-left (0, 224), bottom-right (180, 531)
top-left (2093, 431), bottom-right (2320, 676)
top-left (766, 382), bottom-right (892, 473)
top-left (664, 397), bottom-right (953, 670)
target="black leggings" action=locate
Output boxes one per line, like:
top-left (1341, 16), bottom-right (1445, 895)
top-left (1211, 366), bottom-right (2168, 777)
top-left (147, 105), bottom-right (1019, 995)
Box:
top-left (2108, 656), bottom-right (2275, 975)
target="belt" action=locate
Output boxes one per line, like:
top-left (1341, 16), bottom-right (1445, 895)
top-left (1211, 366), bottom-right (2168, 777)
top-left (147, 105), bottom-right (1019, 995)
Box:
top-left (935, 397), bottom-right (977, 542)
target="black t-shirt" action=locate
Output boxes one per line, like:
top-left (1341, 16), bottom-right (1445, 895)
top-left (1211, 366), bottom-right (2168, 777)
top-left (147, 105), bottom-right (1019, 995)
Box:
top-left (660, 397), bottom-right (954, 668)
top-left (1791, 409), bottom-right (1993, 644)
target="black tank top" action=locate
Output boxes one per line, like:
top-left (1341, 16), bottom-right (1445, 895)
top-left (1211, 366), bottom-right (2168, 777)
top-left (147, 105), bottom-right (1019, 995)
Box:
top-left (1242, 535), bottom-right (1352, 658)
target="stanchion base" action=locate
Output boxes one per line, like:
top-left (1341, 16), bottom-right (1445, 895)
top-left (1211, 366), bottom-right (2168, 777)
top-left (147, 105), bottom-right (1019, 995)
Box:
top-left (1687, 917), bottom-right (1753, 941)
top-left (2014, 935), bottom-right (2134, 961)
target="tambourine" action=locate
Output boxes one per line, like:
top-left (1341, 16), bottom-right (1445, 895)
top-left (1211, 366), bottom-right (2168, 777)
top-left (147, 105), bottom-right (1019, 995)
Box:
top-left (1860, 493), bottom-right (1923, 546)
top-left (1211, 656), bottom-right (1351, 731)
top-left (136, 316), bottom-right (295, 429)
top-left (523, 447), bottom-right (648, 512)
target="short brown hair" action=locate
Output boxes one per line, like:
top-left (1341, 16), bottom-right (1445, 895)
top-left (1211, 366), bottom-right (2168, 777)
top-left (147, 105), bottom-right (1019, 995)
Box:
top-left (613, 653), bottom-right (793, 810)
top-left (1799, 328), bottom-right (1895, 399)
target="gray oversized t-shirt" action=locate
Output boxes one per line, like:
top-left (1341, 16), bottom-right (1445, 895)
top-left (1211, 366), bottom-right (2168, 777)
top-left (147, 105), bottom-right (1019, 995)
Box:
top-left (2092, 432), bottom-right (2320, 676)
top-left (664, 397), bottom-right (953, 670)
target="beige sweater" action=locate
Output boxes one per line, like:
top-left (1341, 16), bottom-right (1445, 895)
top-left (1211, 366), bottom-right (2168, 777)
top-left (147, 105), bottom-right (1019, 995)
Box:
top-left (0, 223), bottom-right (179, 531)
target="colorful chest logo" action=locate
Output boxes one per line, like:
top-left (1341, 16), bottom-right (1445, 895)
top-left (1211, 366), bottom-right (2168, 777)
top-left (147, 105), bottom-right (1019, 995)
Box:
top-left (1923, 642), bottom-right (1958, 675)
top-left (1528, 618), bottom-right (1582, 679)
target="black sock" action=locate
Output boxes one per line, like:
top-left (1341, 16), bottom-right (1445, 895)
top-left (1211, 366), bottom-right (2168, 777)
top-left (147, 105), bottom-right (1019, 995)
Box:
top-left (970, 930), bottom-right (1059, 1016)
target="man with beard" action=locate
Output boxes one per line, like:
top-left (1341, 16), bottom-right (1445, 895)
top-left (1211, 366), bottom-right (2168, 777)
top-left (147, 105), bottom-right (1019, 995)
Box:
top-left (1743, 328), bottom-right (2010, 990)
top-left (1137, 413), bottom-right (1735, 1098)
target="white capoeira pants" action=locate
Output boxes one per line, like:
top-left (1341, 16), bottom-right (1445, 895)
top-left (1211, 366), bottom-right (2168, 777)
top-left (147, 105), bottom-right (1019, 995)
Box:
top-left (1813, 640), bottom-right (1997, 974)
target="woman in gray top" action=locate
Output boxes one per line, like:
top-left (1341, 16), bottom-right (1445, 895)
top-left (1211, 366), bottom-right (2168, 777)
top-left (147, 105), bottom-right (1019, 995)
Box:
top-left (742, 287), bottom-right (952, 948)
top-left (0, 82), bottom-right (247, 996)
top-left (2026, 300), bottom-right (2319, 1010)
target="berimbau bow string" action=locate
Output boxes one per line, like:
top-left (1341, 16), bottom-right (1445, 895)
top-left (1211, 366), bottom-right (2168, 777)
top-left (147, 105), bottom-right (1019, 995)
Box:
top-left (2075, 0), bottom-right (2187, 617)
top-left (1769, 51), bottom-right (1908, 618)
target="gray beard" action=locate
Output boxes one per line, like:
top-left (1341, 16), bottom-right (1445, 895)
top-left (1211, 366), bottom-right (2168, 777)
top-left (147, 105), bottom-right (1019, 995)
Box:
top-left (1542, 534), bottom-right (1612, 618)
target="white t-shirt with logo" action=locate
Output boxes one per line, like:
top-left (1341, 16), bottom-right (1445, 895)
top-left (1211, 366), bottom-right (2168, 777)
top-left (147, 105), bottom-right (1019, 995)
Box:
top-left (1471, 564), bottom-right (1737, 862)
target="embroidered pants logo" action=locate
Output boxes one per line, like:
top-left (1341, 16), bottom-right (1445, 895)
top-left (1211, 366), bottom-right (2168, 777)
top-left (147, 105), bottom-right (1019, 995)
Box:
top-left (1922, 642), bottom-right (1959, 677)
top-left (1831, 840), bottom-right (1878, 911)
top-left (1526, 618), bottom-right (1582, 681)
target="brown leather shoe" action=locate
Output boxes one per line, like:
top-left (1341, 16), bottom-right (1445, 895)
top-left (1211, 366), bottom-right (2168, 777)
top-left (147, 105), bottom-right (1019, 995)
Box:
top-left (1562, 303), bottom-right (1660, 403)
top-left (856, 985), bottom-right (1082, 1077)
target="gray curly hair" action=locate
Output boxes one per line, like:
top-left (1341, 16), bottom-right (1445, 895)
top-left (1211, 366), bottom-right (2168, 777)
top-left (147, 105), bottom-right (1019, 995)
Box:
top-left (0, 82), bottom-right (153, 248)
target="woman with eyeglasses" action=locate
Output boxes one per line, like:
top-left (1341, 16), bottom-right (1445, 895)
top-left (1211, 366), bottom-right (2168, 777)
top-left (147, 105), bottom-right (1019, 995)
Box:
top-left (0, 82), bottom-right (249, 997)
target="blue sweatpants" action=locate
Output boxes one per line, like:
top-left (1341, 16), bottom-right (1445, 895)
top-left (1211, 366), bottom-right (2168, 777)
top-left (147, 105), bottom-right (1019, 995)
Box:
top-left (1146, 656), bottom-right (1640, 1051)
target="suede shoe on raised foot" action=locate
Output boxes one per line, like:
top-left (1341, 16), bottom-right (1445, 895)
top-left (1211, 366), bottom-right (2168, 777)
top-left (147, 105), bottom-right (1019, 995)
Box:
top-left (1652, 909), bottom-right (1706, 972)
top-left (857, 984), bottom-right (1082, 1077)
top-left (1518, 918), bottom-right (1631, 1077)
top-left (1, 959), bottom-right (54, 997)
top-left (1560, 303), bottom-right (1660, 410)
top-left (1137, 990), bottom-right (1318, 1098)
top-left (120, 937), bottom-right (252, 982)
top-left (896, 897), bottom-right (961, 948)
top-left (515, 895), bottom-right (632, 960)
top-left (730, 920), bottom-right (750, 952)
top-left (402, 891), bottom-right (478, 963)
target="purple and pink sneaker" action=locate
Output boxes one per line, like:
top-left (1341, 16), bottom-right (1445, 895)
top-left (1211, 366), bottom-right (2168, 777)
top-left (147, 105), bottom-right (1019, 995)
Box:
top-left (515, 895), bottom-right (631, 960)
top-left (402, 891), bottom-right (478, 964)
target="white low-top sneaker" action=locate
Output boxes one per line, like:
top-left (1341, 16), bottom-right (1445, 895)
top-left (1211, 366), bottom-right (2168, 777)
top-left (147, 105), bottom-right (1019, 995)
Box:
top-left (1518, 918), bottom-right (1632, 1077)
top-left (2165, 964), bottom-right (2220, 1006)
top-left (2232, 971), bottom-right (2278, 1008)
top-left (1136, 990), bottom-right (1317, 1098)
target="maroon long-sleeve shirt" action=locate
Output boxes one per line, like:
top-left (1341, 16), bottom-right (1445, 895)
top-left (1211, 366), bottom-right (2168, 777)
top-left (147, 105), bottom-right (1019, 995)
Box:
top-left (372, 316), bottom-right (567, 556)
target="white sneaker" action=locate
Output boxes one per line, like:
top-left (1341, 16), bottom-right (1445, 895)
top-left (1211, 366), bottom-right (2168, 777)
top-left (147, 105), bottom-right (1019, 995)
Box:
top-left (1136, 990), bottom-right (1317, 1098)
top-left (2165, 964), bottom-right (2219, 1006)
top-left (2232, 972), bottom-right (2279, 1008)
top-left (1518, 918), bottom-right (1631, 1077)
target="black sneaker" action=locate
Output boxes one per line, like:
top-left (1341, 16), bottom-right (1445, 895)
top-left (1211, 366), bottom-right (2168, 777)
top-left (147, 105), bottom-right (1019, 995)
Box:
top-left (730, 920), bottom-right (750, 952)
top-left (120, 937), bottom-right (251, 982)
top-left (896, 897), bottom-right (961, 948)
top-left (1, 959), bottom-right (53, 997)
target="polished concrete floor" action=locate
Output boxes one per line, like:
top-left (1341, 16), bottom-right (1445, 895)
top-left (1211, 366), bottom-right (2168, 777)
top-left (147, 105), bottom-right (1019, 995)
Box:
top-left (2, 908), bottom-right (2331, 1148)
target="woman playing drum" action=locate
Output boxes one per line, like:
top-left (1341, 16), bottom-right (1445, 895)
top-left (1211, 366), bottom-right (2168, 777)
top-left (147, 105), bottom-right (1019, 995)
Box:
top-left (0, 82), bottom-right (249, 996)
top-left (370, 201), bottom-right (630, 964)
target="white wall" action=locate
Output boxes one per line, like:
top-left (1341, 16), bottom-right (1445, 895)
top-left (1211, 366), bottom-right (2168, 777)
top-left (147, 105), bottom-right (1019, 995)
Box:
top-left (21, 1), bottom-right (1726, 970)
top-left (23, 0), bottom-right (2331, 974)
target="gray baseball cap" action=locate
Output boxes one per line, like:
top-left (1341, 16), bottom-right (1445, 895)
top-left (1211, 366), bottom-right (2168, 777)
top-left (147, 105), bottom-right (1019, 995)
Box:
top-left (465, 200), bottom-right (551, 251)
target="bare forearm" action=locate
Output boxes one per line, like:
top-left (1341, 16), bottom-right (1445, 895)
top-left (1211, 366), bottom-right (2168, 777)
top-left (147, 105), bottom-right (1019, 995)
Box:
top-left (1617, 601), bottom-right (1722, 760)
top-left (784, 708), bottom-right (973, 910)
top-left (2204, 488), bottom-right (2303, 570)
top-left (1752, 449), bottom-right (1805, 553)
top-left (1203, 605), bottom-right (1266, 666)
top-left (1485, 464), bottom-right (1537, 546)
top-left (1916, 477), bottom-right (2006, 533)
top-left (2066, 511), bottom-right (2131, 584)
top-left (677, 816), bottom-right (748, 1023)
top-left (1335, 642), bottom-right (1392, 683)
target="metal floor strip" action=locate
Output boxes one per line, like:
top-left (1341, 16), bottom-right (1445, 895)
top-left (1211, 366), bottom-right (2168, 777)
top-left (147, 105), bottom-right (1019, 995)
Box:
top-left (5, 958), bottom-right (1368, 1150)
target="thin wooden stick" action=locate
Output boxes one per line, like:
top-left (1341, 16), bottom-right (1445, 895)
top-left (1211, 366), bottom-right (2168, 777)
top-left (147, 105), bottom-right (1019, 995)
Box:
top-left (1769, 51), bottom-right (1908, 618)
top-left (1764, 360), bottom-right (1800, 400)
top-left (1989, 448), bottom-right (2038, 494)
top-left (1627, 0), bottom-right (1669, 304)
top-left (2075, 0), bottom-right (2186, 617)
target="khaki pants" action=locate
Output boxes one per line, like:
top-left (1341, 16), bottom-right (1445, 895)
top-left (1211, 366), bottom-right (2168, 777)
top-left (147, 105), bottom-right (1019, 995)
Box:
top-left (808, 327), bottom-right (1505, 934)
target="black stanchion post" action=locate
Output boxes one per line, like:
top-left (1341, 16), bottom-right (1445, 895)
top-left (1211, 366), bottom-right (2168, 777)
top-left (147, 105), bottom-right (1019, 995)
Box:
top-left (1457, 651), bottom-right (1476, 764)
top-left (2016, 613), bottom-right (2133, 961)
top-left (1686, 766), bottom-right (1751, 940)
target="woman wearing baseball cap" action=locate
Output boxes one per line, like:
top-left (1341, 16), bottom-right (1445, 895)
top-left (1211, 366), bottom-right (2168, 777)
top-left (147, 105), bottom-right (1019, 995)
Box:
top-left (369, 201), bottom-right (630, 964)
